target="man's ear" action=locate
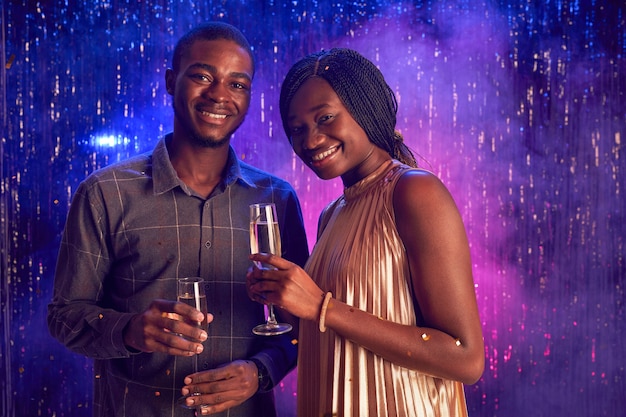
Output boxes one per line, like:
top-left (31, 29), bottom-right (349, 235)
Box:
top-left (165, 69), bottom-right (175, 95)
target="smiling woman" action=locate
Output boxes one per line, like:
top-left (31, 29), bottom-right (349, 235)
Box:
top-left (247, 48), bottom-right (484, 417)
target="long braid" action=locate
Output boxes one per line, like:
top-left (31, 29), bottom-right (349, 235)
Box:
top-left (279, 48), bottom-right (417, 168)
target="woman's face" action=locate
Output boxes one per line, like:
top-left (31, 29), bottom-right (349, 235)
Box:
top-left (286, 77), bottom-right (387, 186)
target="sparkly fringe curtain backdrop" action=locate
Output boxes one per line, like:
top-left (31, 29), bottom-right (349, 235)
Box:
top-left (1, 1), bottom-right (624, 416)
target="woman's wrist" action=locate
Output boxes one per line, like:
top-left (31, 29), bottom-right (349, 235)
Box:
top-left (318, 292), bottom-right (333, 332)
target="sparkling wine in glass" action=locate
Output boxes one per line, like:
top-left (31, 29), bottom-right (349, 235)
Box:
top-left (176, 277), bottom-right (207, 409)
top-left (249, 203), bottom-right (292, 336)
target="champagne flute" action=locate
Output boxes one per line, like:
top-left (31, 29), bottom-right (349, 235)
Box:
top-left (249, 203), bottom-right (292, 336)
top-left (176, 277), bottom-right (207, 409)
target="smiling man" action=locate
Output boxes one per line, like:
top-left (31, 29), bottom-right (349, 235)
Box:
top-left (48, 22), bottom-right (308, 417)
top-left (167, 35), bottom-right (252, 150)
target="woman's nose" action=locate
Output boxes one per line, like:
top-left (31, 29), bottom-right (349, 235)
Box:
top-left (300, 128), bottom-right (325, 151)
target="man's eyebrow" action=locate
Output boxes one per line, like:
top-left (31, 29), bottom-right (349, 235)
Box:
top-left (189, 63), bottom-right (252, 82)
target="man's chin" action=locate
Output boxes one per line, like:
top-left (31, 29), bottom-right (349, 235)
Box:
top-left (190, 134), bottom-right (230, 149)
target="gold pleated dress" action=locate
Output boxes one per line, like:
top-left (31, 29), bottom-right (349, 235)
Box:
top-left (297, 160), bottom-right (468, 417)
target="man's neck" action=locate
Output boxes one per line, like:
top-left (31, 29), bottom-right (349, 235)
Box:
top-left (167, 135), bottom-right (231, 199)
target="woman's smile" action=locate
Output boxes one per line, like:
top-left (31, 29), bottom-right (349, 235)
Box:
top-left (311, 145), bottom-right (340, 162)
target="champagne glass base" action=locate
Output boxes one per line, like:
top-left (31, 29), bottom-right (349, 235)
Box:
top-left (252, 322), bottom-right (292, 336)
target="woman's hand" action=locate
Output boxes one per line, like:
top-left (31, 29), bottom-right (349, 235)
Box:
top-left (247, 254), bottom-right (325, 322)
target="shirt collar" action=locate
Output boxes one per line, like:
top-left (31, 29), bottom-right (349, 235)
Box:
top-left (151, 134), bottom-right (256, 196)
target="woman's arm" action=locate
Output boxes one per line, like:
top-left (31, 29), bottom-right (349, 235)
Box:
top-left (322, 170), bottom-right (484, 383)
top-left (248, 170), bottom-right (484, 384)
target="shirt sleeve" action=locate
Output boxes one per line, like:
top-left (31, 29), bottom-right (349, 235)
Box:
top-left (47, 179), bottom-right (136, 359)
top-left (280, 187), bottom-right (310, 268)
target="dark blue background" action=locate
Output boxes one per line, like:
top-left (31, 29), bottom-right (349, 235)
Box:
top-left (1, 1), bottom-right (624, 416)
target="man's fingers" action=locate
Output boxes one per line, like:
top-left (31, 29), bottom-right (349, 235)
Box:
top-left (171, 300), bottom-right (205, 321)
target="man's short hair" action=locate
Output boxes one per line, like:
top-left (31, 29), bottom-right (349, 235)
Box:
top-left (172, 22), bottom-right (255, 75)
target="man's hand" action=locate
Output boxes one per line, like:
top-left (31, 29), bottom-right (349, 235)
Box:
top-left (123, 299), bottom-right (211, 356)
top-left (180, 360), bottom-right (260, 414)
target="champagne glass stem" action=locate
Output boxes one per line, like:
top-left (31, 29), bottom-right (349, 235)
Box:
top-left (176, 277), bottom-right (206, 409)
top-left (266, 304), bottom-right (278, 325)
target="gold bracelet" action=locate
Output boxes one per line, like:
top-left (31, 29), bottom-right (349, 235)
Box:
top-left (319, 292), bottom-right (333, 333)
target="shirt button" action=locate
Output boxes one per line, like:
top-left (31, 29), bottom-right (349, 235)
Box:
top-left (204, 241), bottom-right (212, 249)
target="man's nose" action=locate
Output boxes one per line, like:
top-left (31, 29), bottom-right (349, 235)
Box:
top-left (203, 81), bottom-right (228, 102)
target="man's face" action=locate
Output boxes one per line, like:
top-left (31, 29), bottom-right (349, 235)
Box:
top-left (166, 39), bottom-right (253, 148)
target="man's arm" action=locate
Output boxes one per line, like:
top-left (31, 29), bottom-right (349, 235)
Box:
top-left (47, 180), bottom-right (135, 358)
top-left (179, 187), bottom-right (309, 413)
top-left (280, 189), bottom-right (310, 268)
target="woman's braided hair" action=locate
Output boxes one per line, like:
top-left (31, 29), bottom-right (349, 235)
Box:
top-left (279, 48), bottom-right (417, 167)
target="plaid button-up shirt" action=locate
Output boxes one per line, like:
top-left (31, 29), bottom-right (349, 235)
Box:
top-left (48, 134), bottom-right (309, 417)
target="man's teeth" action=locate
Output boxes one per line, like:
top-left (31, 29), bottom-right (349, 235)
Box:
top-left (312, 147), bottom-right (338, 161)
top-left (200, 111), bottom-right (227, 119)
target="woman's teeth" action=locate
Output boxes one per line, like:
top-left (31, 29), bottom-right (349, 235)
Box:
top-left (312, 146), bottom-right (338, 161)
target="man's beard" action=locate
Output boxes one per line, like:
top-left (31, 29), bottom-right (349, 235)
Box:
top-left (173, 104), bottom-right (242, 149)
top-left (190, 131), bottom-right (230, 149)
